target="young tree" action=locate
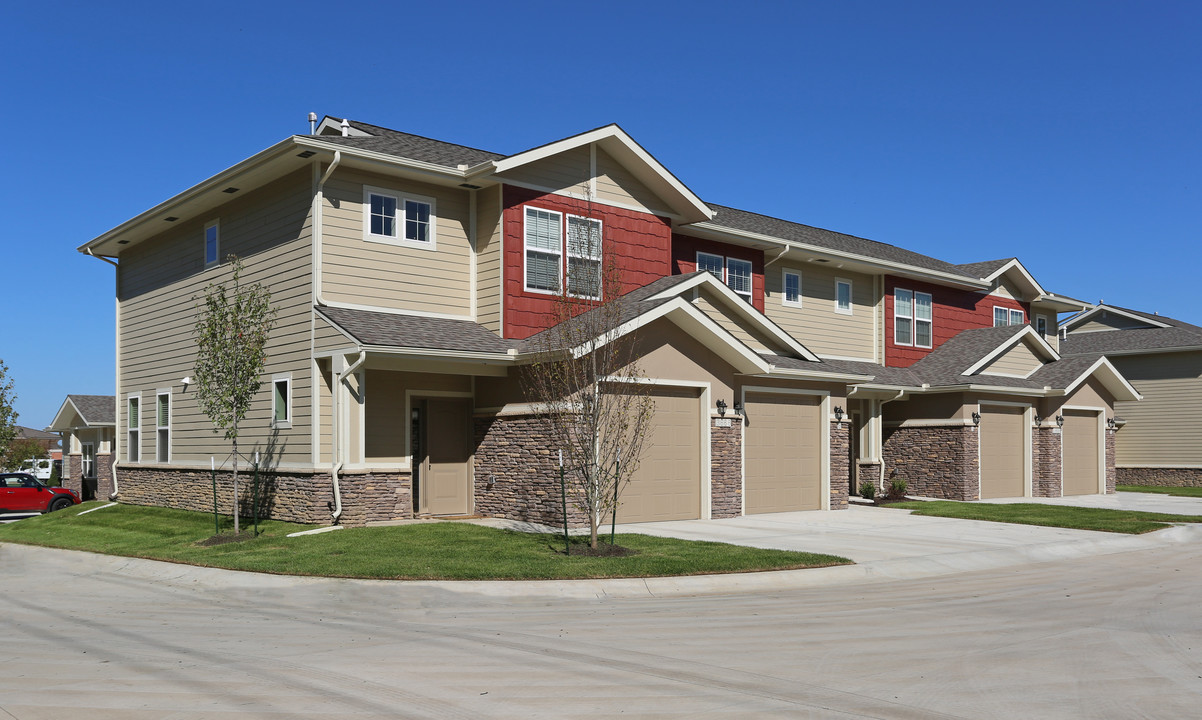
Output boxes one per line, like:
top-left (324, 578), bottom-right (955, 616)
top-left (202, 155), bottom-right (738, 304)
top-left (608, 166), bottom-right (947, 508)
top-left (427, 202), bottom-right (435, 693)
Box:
top-left (0, 359), bottom-right (17, 469)
top-left (193, 256), bottom-right (277, 534)
top-left (522, 200), bottom-right (656, 549)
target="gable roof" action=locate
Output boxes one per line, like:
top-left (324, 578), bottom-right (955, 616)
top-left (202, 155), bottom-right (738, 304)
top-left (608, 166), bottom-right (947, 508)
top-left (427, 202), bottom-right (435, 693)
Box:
top-left (954, 258), bottom-right (1015, 278)
top-left (1061, 306), bottom-right (1202, 355)
top-left (316, 307), bottom-right (519, 356)
top-left (315, 119), bottom-right (504, 168)
top-left (49, 395), bottom-right (116, 431)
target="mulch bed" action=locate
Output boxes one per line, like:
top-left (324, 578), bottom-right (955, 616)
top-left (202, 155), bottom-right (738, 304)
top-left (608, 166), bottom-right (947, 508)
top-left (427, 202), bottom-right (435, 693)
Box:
top-left (197, 531), bottom-right (257, 546)
top-left (559, 543), bottom-right (638, 557)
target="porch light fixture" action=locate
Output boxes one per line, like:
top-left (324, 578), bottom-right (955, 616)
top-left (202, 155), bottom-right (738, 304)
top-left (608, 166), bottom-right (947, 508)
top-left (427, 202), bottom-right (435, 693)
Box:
top-left (716, 399), bottom-right (727, 417)
top-left (1056, 414), bottom-right (1064, 428)
top-left (971, 412), bottom-right (981, 426)
top-left (733, 401), bottom-right (743, 416)
top-left (1107, 417), bottom-right (1117, 430)
top-left (181, 376), bottom-right (192, 388)
top-left (1034, 414), bottom-right (1042, 427)
top-left (834, 406), bottom-right (844, 423)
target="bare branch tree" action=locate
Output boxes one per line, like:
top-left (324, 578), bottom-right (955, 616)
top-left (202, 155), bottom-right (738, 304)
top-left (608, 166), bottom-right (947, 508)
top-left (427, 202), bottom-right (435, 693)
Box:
top-left (521, 195), bottom-right (655, 548)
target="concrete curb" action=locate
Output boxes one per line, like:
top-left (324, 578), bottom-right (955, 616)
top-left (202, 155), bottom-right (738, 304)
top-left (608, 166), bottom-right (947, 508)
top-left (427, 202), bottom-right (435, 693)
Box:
top-left (4, 522), bottom-right (1198, 601)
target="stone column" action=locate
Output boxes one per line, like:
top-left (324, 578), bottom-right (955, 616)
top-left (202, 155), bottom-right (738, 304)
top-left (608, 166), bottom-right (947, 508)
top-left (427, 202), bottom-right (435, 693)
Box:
top-left (1031, 426), bottom-right (1062, 497)
top-left (710, 417), bottom-right (742, 518)
top-left (829, 420), bottom-right (850, 510)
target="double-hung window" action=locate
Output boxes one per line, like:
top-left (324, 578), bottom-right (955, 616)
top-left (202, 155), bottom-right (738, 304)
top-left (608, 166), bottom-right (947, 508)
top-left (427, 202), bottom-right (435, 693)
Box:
top-left (566, 216), bottom-right (602, 299)
top-left (364, 186), bottom-right (436, 247)
top-left (893, 289), bottom-right (932, 347)
top-left (1010, 308), bottom-right (1025, 325)
top-left (835, 279), bottom-right (853, 315)
top-left (204, 221), bottom-right (220, 268)
top-left (81, 443), bottom-right (95, 479)
top-left (782, 270), bottom-right (802, 307)
top-left (156, 390), bottom-right (170, 463)
top-left (696, 252), bottom-right (753, 302)
top-left (524, 207), bottom-right (563, 293)
top-left (994, 306), bottom-right (1026, 326)
top-left (127, 394), bottom-right (140, 463)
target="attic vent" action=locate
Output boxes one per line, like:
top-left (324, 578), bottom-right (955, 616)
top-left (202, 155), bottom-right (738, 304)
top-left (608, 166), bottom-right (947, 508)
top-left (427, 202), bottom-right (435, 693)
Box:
top-left (222, 187), bottom-right (240, 194)
top-left (117, 240), bottom-right (130, 244)
top-left (164, 216), bottom-right (178, 222)
top-left (297, 150), bottom-right (316, 159)
top-left (811, 258), bottom-right (830, 263)
top-left (459, 183), bottom-right (482, 190)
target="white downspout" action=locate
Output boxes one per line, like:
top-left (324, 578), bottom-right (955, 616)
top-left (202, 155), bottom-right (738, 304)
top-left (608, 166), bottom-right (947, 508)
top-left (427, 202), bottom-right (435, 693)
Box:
top-left (313, 151), bottom-right (341, 307)
top-left (764, 245), bottom-right (791, 267)
top-left (331, 350), bottom-right (365, 523)
top-left (85, 248), bottom-right (122, 500)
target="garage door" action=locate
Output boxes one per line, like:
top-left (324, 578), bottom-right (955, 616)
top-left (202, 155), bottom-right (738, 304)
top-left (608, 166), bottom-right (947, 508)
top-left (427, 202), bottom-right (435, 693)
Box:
top-left (744, 392), bottom-right (823, 513)
top-left (980, 405), bottom-right (1026, 499)
top-left (1062, 410), bottom-right (1101, 496)
top-left (615, 387), bottom-right (701, 523)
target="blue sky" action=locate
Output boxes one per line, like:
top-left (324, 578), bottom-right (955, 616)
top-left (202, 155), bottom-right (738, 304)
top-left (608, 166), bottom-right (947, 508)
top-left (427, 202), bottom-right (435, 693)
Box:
top-left (2, 1), bottom-right (1198, 429)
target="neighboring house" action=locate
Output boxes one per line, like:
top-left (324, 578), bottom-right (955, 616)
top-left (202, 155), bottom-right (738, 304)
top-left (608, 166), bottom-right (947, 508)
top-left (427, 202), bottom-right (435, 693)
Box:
top-left (77, 117), bottom-right (1139, 527)
top-left (13, 426), bottom-right (62, 461)
top-left (48, 395), bottom-right (116, 500)
top-left (1061, 305), bottom-right (1202, 487)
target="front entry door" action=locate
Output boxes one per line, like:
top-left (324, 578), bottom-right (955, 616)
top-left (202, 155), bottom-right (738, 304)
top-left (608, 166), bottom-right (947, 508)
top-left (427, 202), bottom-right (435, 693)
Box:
top-left (423, 398), bottom-right (472, 516)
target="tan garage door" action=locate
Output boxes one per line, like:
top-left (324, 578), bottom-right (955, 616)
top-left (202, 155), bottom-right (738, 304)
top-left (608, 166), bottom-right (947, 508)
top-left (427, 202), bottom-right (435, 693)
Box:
top-left (744, 392), bottom-right (823, 513)
top-left (1062, 410), bottom-right (1101, 496)
top-left (615, 387), bottom-right (701, 523)
top-left (980, 405), bottom-right (1026, 499)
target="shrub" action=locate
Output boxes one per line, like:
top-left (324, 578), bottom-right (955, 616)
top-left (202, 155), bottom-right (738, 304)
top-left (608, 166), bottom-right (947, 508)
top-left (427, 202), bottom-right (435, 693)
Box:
top-left (858, 480), bottom-right (876, 500)
top-left (888, 478), bottom-right (908, 500)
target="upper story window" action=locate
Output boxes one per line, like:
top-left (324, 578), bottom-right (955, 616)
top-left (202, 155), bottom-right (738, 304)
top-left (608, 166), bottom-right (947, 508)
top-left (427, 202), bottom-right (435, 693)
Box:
top-left (994, 306), bottom-right (1025, 326)
top-left (1036, 316), bottom-right (1047, 337)
top-left (204, 221), bottom-right (220, 268)
top-left (835, 279), bottom-right (853, 315)
top-left (524, 207), bottom-right (603, 298)
top-left (894, 288), bottom-right (932, 348)
top-left (782, 270), bottom-right (802, 307)
top-left (364, 186), bottom-right (436, 249)
top-left (696, 252), bottom-right (752, 302)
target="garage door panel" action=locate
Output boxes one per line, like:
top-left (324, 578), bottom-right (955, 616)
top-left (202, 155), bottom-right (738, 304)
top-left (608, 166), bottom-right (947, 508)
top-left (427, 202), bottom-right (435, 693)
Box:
top-left (980, 405), bottom-right (1026, 499)
top-left (745, 393), bottom-right (822, 513)
top-left (1063, 410), bottom-right (1101, 496)
top-left (616, 388), bottom-right (701, 524)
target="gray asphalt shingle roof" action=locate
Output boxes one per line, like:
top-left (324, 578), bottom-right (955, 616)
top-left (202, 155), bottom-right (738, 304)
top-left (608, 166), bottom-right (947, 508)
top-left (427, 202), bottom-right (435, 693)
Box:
top-left (1062, 307), bottom-right (1202, 355)
top-left (317, 307), bottom-right (519, 354)
top-left (68, 395), bottom-right (116, 425)
top-left (313, 120), bottom-right (504, 168)
top-left (954, 258), bottom-right (1015, 279)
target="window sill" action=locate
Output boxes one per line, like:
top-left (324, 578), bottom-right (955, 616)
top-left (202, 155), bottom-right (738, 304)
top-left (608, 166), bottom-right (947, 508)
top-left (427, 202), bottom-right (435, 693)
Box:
top-left (363, 234), bottom-right (437, 251)
top-left (272, 421), bottom-right (293, 430)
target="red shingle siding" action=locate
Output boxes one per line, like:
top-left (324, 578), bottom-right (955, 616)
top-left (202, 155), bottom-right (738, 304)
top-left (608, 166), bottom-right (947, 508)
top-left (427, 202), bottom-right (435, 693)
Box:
top-left (885, 276), bottom-right (1029, 367)
top-left (671, 234), bottom-right (765, 312)
top-left (502, 185), bottom-right (672, 339)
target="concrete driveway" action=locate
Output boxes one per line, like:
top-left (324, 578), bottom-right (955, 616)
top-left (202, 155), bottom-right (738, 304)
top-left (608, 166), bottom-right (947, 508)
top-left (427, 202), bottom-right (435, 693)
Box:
top-left (976, 489), bottom-right (1202, 514)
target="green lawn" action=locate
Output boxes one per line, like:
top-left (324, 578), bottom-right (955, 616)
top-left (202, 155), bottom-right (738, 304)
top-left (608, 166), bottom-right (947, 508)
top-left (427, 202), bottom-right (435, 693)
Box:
top-left (1117, 485), bottom-right (1202, 498)
top-left (888, 500), bottom-right (1202, 534)
top-left (0, 503), bottom-right (850, 580)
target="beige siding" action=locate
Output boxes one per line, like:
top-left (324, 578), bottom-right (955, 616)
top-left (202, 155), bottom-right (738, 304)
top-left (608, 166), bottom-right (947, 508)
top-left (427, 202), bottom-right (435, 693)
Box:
top-left (314, 312), bottom-right (354, 354)
top-left (989, 277), bottom-right (1026, 302)
top-left (978, 340), bottom-right (1043, 378)
top-left (595, 147), bottom-right (672, 215)
top-left (496, 145), bottom-right (590, 196)
top-left (1112, 352), bottom-right (1202, 466)
top-left (1073, 312), bottom-right (1159, 333)
top-left (476, 185), bottom-right (504, 333)
top-left (321, 168), bottom-right (472, 316)
top-left (118, 170), bottom-right (314, 469)
top-left (692, 289), bottom-right (788, 355)
top-left (363, 369), bottom-right (473, 463)
top-left (629, 319), bottom-right (736, 400)
top-left (764, 263), bottom-right (875, 360)
top-left (317, 363), bottom-right (332, 465)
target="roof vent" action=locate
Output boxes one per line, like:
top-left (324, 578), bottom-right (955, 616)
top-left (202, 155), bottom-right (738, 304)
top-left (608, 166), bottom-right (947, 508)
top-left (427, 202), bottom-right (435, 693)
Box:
top-left (341, 118), bottom-right (349, 137)
top-left (164, 216), bottom-right (178, 222)
top-left (222, 187), bottom-right (239, 194)
top-left (297, 150), bottom-right (316, 159)
top-left (308, 112), bottom-right (317, 134)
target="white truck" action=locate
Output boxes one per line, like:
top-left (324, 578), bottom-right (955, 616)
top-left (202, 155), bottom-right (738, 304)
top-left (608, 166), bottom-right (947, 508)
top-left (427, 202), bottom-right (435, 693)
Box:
top-left (17, 458), bottom-right (54, 482)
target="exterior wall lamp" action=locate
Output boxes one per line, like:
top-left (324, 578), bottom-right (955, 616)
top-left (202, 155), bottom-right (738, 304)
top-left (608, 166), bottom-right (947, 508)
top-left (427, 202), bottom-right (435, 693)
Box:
top-left (716, 399), bottom-right (727, 417)
top-left (733, 401), bottom-right (743, 416)
top-left (1034, 414), bottom-right (1042, 427)
top-left (971, 411), bottom-right (981, 426)
top-left (1056, 414), bottom-right (1064, 428)
top-left (834, 406), bottom-right (844, 424)
top-left (1107, 417), bottom-right (1117, 430)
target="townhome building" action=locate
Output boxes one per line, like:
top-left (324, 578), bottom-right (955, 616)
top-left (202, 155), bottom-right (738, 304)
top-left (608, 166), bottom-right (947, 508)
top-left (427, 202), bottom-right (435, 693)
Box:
top-left (80, 118), bottom-right (1141, 526)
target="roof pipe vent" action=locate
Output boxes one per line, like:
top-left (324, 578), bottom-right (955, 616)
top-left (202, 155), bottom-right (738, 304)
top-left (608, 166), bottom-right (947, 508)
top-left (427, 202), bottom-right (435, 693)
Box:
top-left (308, 112), bottom-right (317, 134)
top-left (341, 118), bottom-right (349, 137)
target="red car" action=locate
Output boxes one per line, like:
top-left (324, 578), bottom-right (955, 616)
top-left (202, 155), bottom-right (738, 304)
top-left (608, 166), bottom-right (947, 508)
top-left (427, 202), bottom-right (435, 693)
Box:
top-left (0, 473), bottom-right (81, 514)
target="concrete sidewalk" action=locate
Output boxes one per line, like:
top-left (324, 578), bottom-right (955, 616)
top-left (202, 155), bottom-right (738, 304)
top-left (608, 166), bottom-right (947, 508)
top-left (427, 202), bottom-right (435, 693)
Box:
top-left (975, 489), bottom-right (1202, 514)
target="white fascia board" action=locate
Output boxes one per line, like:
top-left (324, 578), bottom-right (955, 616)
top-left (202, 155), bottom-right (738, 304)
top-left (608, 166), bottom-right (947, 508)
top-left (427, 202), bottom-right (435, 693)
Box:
top-left (1062, 356), bottom-right (1143, 402)
top-left (1082, 344), bottom-right (1202, 357)
top-left (762, 367), bottom-right (875, 383)
top-left (357, 345), bottom-right (515, 364)
top-left (1062, 304), bottom-right (1172, 332)
top-left (490, 125), bottom-right (712, 223)
top-left (48, 397), bottom-right (83, 432)
top-left (293, 137), bottom-right (469, 184)
top-left (80, 138), bottom-right (303, 255)
top-left (683, 226), bottom-right (990, 290)
top-left (314, 117), bottom-right (372, 137)
top-left (567, 297), bottom-right (771, 374)
top-left (963, 327), bottom-right (1061, 377)
top-left (1033, 293), bottom-right (1091, 313)
top-left (983, 259), bottom-right (1046, 297)
top-left (645, 272), bottom-right (820, 361)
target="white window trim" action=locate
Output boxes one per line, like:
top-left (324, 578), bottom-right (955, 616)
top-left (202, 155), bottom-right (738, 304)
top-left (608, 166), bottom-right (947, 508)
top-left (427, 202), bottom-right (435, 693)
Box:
top-left (1010, 308), bottom-right (1025, 326)
top-left (894, 288), bottom-right (914, 347)
top-left (272, 373), bottom-right (293, 429)
top-left (913, 291), bottom-right (933, 349)
top-left (156, 388), bottom-right (171, 464)
top-left (782, 269), bottom-right (802, 308)
top-left (1036, 316), bottom-right (1048, 336)
top-left (696, 251), bottom-right (725, 281)
top-left (362, 185), bottom-right (438, 250)
top-left (835, 278), bottom-right (853, 315)
top-left (204, 220), bottom-right (220, 269)
top-left (565, 214), bottom-right (603, 300)
top-left (524, 206), bottom-right (564, 295)
top-left (993, 305), bottom-right (1009, 327)
top-left (81, 442), bottom-right (95, 479)
top-left (726, 258), bottom-right (753, 300)
top-left (127, 392), bottom-right (141, 463)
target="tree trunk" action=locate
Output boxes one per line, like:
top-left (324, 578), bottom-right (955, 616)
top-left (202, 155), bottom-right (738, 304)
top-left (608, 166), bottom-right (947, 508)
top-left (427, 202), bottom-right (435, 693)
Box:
top-left (232, 436), bottom-right (240, 535)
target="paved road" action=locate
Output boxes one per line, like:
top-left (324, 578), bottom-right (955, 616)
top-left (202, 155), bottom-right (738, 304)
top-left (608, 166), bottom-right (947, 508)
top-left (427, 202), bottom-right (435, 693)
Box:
top-left (3, 536), bottom-right (1201, 719)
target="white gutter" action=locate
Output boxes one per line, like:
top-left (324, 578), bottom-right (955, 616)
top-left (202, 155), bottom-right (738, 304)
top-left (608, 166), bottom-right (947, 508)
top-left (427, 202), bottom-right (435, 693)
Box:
top-left (313, 151), bottom-right (341, 307)
top-left (330, 350), bottom-right (366, 522)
